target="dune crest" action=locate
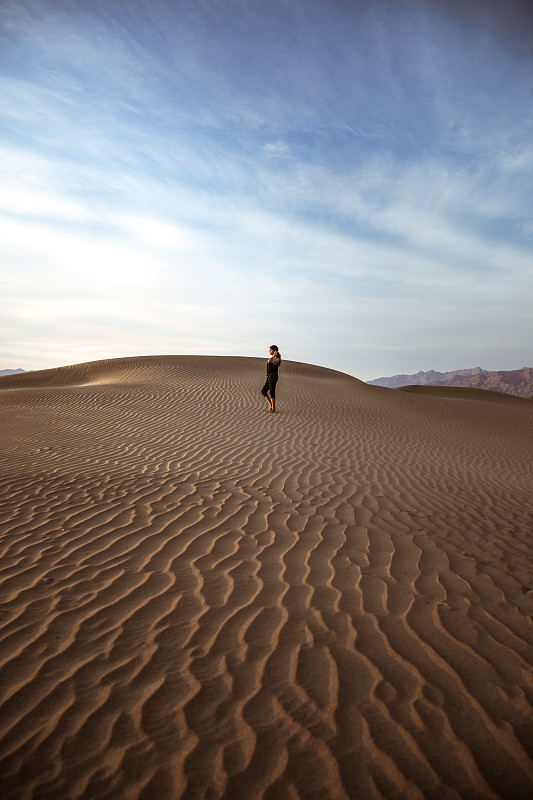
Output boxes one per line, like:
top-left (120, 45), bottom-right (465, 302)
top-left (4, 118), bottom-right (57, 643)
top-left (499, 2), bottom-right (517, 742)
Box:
top-left (1, 355), bottom-right (532, 799)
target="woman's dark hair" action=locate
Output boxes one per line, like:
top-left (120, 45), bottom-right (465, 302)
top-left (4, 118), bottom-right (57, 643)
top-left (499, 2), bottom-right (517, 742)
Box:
top-left (270, 345), bottom-right (281, 364)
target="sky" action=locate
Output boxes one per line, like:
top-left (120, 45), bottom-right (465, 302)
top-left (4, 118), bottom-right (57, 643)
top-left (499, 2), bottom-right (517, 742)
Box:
top-left (1, 0), bottom-right (532, 380)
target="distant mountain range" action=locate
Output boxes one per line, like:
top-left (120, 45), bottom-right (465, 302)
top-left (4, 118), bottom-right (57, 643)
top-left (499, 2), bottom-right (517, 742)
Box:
top-left (368, 367), bottom-right (533, 397)
top-left (0, 368), bottom-right (26, 376)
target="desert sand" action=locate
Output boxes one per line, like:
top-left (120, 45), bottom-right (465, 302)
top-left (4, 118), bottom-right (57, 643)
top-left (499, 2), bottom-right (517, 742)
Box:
top-left (0, 355), bottom-right (532, 800)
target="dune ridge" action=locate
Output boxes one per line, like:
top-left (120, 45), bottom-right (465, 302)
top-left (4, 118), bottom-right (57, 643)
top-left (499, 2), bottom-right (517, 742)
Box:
top-left (1, 355), bottom-right (532, 799)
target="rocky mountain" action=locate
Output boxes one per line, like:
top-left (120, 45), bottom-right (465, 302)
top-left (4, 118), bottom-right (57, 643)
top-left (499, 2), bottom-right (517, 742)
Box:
top-left (368, 367), bottom-right (533, 398)
top-left (368, 367), bottom-right (485, 389)
top-left (0, 368), bottom-right (25, 376)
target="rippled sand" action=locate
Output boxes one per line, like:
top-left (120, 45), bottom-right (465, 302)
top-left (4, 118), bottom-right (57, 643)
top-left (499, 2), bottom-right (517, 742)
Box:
top-left (1, 355), bottom-right (532, 799)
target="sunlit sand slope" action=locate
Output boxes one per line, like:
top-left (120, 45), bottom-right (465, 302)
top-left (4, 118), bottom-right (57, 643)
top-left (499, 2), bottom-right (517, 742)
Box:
top-left (1, 355), bottom-right (532, 800)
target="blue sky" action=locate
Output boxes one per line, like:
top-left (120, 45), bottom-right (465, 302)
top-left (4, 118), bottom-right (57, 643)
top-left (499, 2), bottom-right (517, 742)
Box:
top-left (1, 0), bottom-right (532, 379)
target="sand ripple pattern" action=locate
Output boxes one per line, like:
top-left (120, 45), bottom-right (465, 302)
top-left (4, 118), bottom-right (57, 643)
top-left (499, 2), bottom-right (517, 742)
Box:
top-left (1, 356), bottom-right (532, 799)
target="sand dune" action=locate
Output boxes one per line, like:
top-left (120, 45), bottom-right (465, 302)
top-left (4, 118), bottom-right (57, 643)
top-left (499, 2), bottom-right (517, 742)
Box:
top-left (1, 355), bottom-right (532, 800)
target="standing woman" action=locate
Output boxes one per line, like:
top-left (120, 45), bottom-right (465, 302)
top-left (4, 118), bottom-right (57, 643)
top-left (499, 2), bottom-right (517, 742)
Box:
top-left (261, 345), bottom-right (281, 413)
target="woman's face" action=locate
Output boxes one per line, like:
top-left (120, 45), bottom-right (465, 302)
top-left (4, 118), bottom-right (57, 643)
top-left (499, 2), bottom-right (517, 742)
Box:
top-left (269, 348), bottom-right (275, 355)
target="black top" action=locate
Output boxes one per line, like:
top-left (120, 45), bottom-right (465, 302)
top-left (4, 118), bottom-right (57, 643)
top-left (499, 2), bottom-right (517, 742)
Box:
top-left (267, 358), bottom-right (279, 375)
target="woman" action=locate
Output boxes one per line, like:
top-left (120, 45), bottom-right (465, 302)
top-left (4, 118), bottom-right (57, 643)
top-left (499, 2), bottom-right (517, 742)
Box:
top-left (261, 345), bottom-right (281, 413)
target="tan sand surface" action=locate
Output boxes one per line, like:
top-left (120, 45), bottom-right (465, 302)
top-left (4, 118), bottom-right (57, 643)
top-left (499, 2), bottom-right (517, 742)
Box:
top-left (0, 355), bottom-right (532, 800)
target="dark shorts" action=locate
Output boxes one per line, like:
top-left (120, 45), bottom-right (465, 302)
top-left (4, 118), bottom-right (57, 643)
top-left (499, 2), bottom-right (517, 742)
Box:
top-left (261, 374), bottom-right (278, 398)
